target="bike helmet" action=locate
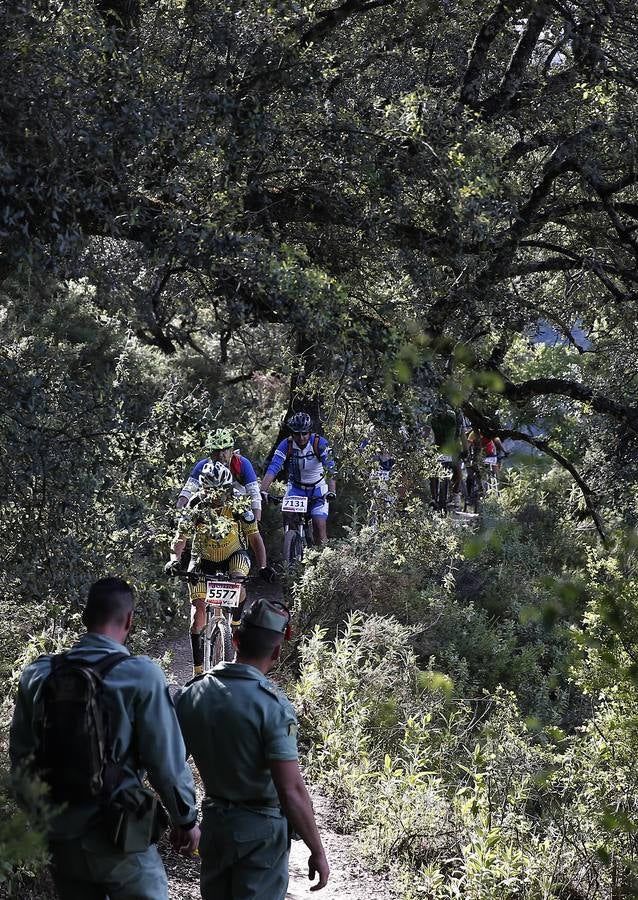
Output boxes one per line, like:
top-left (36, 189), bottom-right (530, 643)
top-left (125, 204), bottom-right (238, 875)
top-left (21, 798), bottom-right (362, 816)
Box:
top-left (199, 461), bottom-right (233, 491)
top-left (286, 412), bottom-right (312, 433)
top-left (207, 428), bottom-right (234, 451)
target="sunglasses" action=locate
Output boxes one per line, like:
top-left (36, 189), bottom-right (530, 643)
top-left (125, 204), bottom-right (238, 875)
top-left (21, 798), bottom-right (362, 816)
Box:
top-left (293, 431), bottom-right (310, 436)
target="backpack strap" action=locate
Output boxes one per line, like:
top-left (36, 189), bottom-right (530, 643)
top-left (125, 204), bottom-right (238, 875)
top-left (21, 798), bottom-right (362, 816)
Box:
top-left (287, 434), bottom-right (322, 462)
top-left (52, 652), bottom-right (128, 678)
top-left (92, 653), bottom-right (129, 678)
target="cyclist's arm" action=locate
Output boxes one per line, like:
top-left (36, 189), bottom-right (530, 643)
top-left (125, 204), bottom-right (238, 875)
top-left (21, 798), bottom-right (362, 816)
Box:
top-left (169, 532), bottom-right (188, 562)
top-left (247, 530), bottom-right (267, 568)
top-left (239, 457), bottom-right (263, 518)
top-left (177, 461), bottom-right (205, 509)
top-left (261, 440), bottom-right (288, 494)
top-left (318, 438), bottom-right (337, 494)
top-left (238, 456), bottom-right (261, 521)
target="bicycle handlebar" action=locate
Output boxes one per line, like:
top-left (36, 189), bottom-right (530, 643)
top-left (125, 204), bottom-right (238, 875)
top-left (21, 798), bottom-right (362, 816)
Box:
top-left (166, 570), bottom-right (257, 583)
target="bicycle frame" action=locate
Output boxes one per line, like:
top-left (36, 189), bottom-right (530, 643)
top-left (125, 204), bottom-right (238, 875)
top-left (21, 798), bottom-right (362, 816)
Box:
top-left (167, 570), bottom-right (251, 670)
top-left (430, 456), bottom-right (455, 515)
top-left (265, 493), bottom-right (316, 565)
top-left (282, 507), bottom-right (314, 565)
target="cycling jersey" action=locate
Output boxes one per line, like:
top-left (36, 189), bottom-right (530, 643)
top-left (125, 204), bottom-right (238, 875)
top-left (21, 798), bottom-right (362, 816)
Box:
top-left (180, 453), bottom-right (261, 510)
top-left (468, 432), bottom-right (496, 457)
top-left (265, 433), bottom-right (336, 520)
top-left (430, 410), bottom-right (461, 448)
top-left (179, 494), bottom-right (258, 565)
top-left (372, 453), bottom-right (395, 482)
top-left (265, 434), bottom-right (335, 487)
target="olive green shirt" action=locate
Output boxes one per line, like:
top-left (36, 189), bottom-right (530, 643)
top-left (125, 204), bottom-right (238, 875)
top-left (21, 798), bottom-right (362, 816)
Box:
top-left (175, 662), bottom-right (298, 807)
top-left (9, 633), bottom-right (198, 840)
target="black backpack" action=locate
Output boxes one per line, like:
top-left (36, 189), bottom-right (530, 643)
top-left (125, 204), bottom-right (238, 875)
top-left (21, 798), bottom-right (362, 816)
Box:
top-left (38, 652), bottom-right (128, 804)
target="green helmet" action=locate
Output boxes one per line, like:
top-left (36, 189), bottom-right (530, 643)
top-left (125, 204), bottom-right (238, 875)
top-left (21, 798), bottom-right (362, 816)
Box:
top-left (208, 428), bottom-right (234, 451)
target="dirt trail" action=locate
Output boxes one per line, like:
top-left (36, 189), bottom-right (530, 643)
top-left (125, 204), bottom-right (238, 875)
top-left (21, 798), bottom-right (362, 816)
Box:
top-left (162, 614), bottom-right (398, 900)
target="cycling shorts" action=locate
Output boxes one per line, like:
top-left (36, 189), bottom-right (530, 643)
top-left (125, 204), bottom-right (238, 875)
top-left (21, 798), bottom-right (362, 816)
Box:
top-left (187, 553), bottom-right (251, 602)
top-left (284, 481), bottom-right (329, 519)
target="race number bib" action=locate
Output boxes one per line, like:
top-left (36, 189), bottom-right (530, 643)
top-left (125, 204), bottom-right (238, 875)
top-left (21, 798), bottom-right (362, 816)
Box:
top-left (281, 495), bottom-right (309, 514)
top-left (483, 456), bottom-right (497, 466)
top-left (206, 581), bottom-right (242, 607)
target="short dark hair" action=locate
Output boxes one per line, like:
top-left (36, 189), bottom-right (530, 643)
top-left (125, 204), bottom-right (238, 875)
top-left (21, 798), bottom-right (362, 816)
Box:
top-left (235, 624), bottom-right (283, 659)
top-left (82, 577), bottom-right (134, 629)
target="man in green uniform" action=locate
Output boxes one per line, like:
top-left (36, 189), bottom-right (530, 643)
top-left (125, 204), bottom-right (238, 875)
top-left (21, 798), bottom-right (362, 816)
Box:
top-left (176, 597), bottom-right (330, 899)
top-left (10, 577), bottom-right (200, 900)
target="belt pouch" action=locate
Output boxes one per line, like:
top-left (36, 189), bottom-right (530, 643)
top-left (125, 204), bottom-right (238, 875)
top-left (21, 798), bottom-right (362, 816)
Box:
top-left (107, 788), bottom-right (161, 853)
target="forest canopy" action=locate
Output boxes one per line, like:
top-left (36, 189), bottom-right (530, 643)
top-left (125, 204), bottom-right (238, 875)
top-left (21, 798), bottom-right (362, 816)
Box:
top-left (3, 0), bottom-right (638, 895)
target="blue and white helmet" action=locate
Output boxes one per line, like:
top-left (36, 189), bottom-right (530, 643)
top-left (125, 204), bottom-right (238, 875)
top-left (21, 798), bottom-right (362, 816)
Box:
top-left (199, 461), bottom-right (233, 491)
top-left (287, 411), bottom-right (312, 433)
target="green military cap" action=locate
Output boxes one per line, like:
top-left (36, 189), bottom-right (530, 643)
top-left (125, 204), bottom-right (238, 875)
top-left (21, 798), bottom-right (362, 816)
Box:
top-left (241, 598), bottom-right (291, 635)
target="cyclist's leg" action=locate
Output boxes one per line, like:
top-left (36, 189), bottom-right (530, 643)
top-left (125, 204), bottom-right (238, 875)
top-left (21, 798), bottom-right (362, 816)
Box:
top-left (188, 573), bottom-right (207, 675)
top-left (451, 459), bottom-right (463, 510)
top-left (310, 491), bottom-right (329, 544)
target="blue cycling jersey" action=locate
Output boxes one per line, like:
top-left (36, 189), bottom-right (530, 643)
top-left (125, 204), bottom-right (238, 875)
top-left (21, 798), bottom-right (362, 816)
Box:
top-left (265, 434), bottom-right (336, 487)
top-left (179, 454), bottom-right (260, 506)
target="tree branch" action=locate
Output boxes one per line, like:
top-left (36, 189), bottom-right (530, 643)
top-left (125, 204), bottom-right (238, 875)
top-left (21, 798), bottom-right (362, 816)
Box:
top-left (463, 402), bottom-right (609, 545)
top-left (460, 0), bottom-right (515, 108)
top-left (498, 376), bottom-right (638, 431)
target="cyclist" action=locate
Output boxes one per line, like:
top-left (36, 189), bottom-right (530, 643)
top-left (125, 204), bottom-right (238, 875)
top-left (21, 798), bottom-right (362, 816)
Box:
top-left (178, 428), bottom-right (263, 519)
top-left (429, 404), bottom-right (468, 510)
top-left (177, 428), bottom-right (274, 581)
top-left (467, 429), bottom-right (497, 458)
top-left (260, 412), bottom-right (336, 545)
top-left (467, 429), bottom-right (508, 468)
top-left (166, 461), bottom-right (259, 676)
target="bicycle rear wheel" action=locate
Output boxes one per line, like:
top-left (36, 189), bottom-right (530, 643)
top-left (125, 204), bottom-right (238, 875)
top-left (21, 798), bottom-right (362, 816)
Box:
top-left (283, 529), bottom-right (305, 565)
top-left (485, 467), bottom-right (498, 496)
top-left (437, 477), bottom-right (449, 515)
top-left (212, 618), bottom-right (233, 666)
top-left (466, 470), bottom-right (480, 514)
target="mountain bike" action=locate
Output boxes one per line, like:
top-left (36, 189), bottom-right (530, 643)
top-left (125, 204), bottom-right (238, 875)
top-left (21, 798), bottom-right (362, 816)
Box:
top-left (264, 493), bottom-right (315, 565)
top-left (465, 449), bottom-right (499, 514)
top-left (483, 454), bottom-right (499, 493)
top-left (168, 570), bottom-right (252, 670)
top-left (464, 445), bottom-right (482, 514)
top-left (430, 455), bottom-right (454, 515)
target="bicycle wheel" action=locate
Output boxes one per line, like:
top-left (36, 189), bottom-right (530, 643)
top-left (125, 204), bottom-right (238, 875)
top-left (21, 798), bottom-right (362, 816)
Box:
top-left (485, 466), bottom-right (498, 496)
top-left (438, 477), bottom-right (449, 515)
top-left (202, 608), bottom-right (215, 672)
top-left (283, 529), bottom-right (305, 565)
top-left (211, 618), bottom-right (233, 666)
top-left (304, 519), bottom-right (314, 547)
top-left (466, 469), bottom-right (480, 514)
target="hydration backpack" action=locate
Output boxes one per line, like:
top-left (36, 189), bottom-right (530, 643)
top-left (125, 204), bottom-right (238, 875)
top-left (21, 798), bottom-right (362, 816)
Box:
top-left (286, 434), bottom-right (322, 463)
top-left (38, 652), bottom-right (128, 804)
top-left (229, 451), bottom-right (242, 478)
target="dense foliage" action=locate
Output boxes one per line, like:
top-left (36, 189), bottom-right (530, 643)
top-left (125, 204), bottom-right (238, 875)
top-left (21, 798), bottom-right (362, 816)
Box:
top-left (3, 0), bottom-right (638, 894)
